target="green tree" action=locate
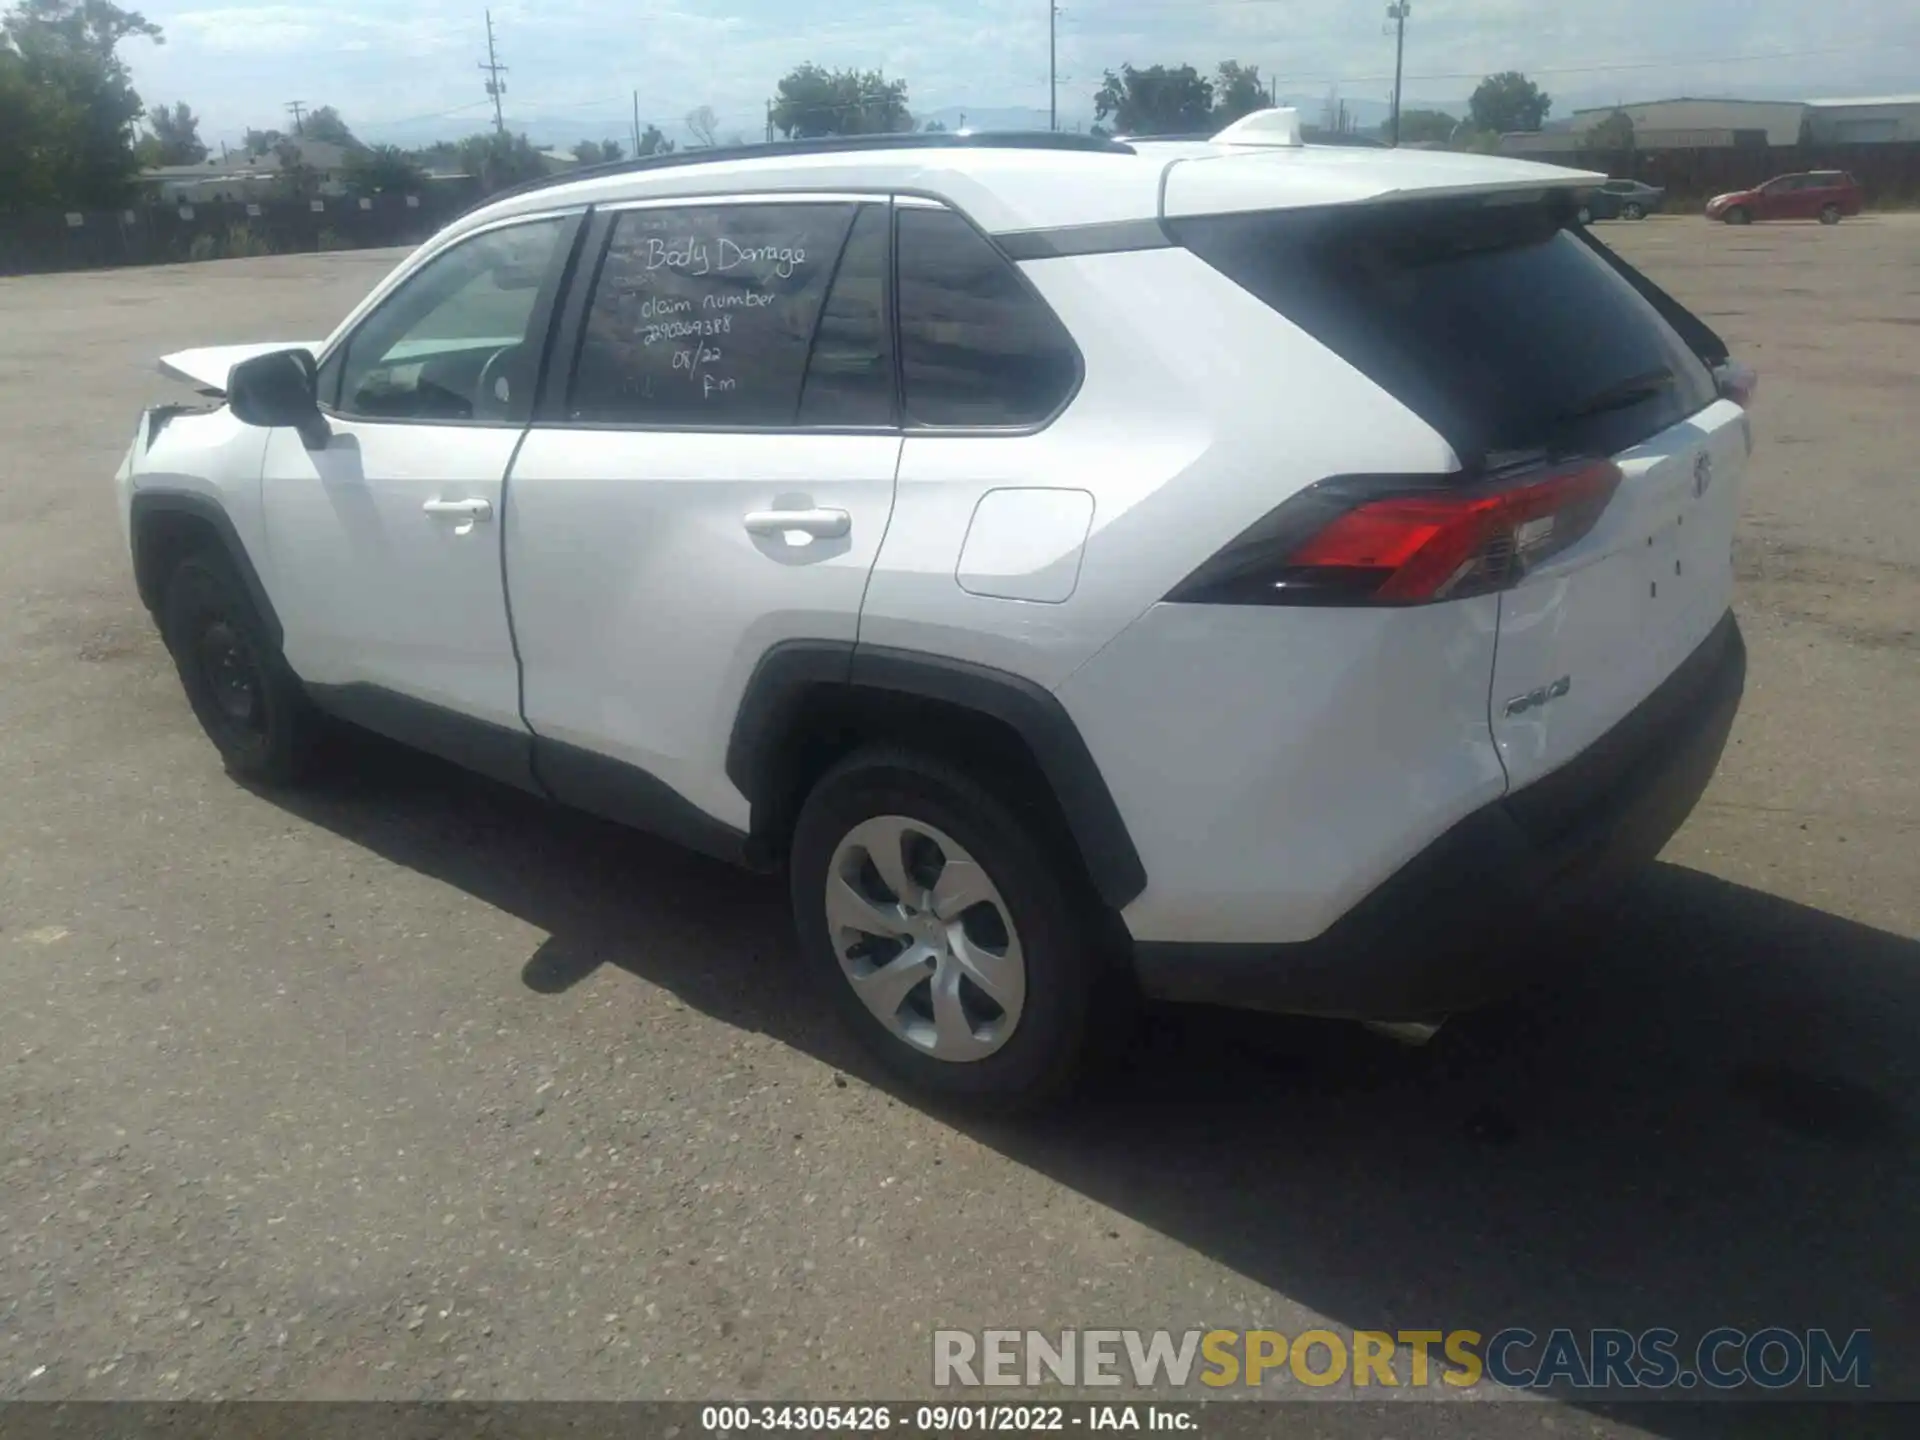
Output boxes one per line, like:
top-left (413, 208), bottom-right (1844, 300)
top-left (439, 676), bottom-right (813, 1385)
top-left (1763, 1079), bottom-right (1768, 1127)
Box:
top-left (685, 104), bottom-right (717, 147)
top-left (1589, 108), bottom-right (1635, 152)
top-left (343, 142), bottom-right (425, 194)
top-left (457, 129), bottom-right (547, 193)
top-left (636, 123), bottom-right (672, 156)
top-left (770, 63), bottom-right (911, 139)
top-left (242, 125), bottom-right (283, 155)
top-left (0, 0), bottom-right (164, 208)
top-left (1093, 63), bottom-right (1214, 136)
top-left (1391, 107), bottom-right (1458, 144)
top-left (299, 103), bottom-right (357, 148)
top-left (1468, 70), bottom-right (1550, 134)
top-left (271, 138), bottom-right (319, 198)
top-left (572, 138), bottom-right (625, 164)
top-left (138, 98), bottom-right (203, 164)
top-left (1212, 61), bottom-right (1268, 126)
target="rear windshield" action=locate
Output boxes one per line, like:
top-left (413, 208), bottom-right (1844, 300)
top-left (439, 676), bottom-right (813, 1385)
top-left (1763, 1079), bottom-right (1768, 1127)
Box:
top-left (1170, 198), bottom-right (1719, 468)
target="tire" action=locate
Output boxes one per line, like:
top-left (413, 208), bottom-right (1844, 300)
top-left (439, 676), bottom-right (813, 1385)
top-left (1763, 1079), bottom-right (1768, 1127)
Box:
top-left (1723, 207), bottom-right (1751, 225)
top-left (789, 746), bottom-right (1117, 1110)
top-left (1820, 204), bottom-right (1842, 225)
top-left (161, 550), bottom-right (317, 785)
top-left (1576, 205), bottom-right (1591, 225)
top-left (1623, 202), bottom-right (1644, 220)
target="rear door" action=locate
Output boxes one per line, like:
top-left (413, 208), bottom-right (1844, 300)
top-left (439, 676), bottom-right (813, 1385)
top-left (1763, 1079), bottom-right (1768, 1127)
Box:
top-left (504, 195), bottom-right (901, 833)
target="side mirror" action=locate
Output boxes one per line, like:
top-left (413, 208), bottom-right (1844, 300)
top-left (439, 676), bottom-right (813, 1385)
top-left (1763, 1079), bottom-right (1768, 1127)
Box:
top-left (227, 348), bottom-right (328, 447)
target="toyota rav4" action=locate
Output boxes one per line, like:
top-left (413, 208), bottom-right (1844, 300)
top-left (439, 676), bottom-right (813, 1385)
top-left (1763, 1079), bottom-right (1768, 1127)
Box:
top-left (115, 113), bottom-right (1755, 1107)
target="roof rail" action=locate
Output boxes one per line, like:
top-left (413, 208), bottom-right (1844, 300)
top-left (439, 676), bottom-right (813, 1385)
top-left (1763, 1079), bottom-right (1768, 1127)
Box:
top-left (462, 130), bottom-right (1138, 217)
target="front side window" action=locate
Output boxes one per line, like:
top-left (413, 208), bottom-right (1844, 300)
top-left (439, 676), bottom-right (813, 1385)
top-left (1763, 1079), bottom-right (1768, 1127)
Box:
top-left (895, 207), bottom-right (1080, 428)
top-left (568, 202), bottom-right (860, 426)
top-left (331, 217), bottom-right (569, 423)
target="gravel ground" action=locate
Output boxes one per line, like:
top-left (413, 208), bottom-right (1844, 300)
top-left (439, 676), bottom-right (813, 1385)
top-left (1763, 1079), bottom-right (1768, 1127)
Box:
top-left (1, 215), bottom-right (1915, 1431)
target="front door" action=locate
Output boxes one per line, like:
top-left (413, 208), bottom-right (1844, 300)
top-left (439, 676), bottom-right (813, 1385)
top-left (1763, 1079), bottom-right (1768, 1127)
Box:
top-left (505, 197), bottom-right (902, 833)
top-left (262, 213), bottom-right (578, 746)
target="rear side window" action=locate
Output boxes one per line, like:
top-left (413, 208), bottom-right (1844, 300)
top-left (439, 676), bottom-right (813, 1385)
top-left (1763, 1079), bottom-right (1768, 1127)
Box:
top-left (1172, 200), bottom-right (1719, 466)
top-left (797, 204), bottom-right (893, 427)
top-left (568, 203), bottom-right (856, 427)
top-left (896, 207), bottom-right (1080, 428)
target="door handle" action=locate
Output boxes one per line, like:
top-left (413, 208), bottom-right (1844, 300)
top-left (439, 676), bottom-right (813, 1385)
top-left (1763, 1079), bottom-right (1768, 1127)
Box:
top-left (743, 507), bottom-right (850, 542)
top-left (422, 498), bottom-right (494, 519)
top-left (423, 497), bottom-right (493, 536)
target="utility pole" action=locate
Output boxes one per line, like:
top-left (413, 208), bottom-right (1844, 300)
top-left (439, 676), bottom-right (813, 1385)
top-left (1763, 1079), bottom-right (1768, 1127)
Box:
top-left (1386, 1), bottom-right (1409, 146)
top-left (285, 100), bottom-right (307, 135)
top-left (766, 99), bottom-right (775, 144)
top-left (1045, 4), bottom-right (1069, 131)
top-left (479, 10), bottom-right (508, 136)
top-left (632, 90), bottom-right (641, 155)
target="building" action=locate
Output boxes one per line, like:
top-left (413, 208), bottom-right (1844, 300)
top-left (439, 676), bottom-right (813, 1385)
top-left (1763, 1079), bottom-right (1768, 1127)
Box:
top-left (1805, 95), bottom-right (1920, 143)
top-left (1499, 97), bottom-right (1807, 156)
top-left (137, 141), bottom-right (354, 203)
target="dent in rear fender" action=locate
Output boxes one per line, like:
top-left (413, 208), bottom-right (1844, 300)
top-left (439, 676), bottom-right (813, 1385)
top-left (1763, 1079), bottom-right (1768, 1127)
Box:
top-left (1054, 597), bottom-right (1506, 946)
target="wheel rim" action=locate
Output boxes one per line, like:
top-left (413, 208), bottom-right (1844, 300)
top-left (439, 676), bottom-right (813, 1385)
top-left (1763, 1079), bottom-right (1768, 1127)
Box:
top-left (195, 620), bottom-right (265, 735)
top-left (824, 815), bottom-right (1026, 1063)
top-left (1625, 203), bottom-right (1642, 219)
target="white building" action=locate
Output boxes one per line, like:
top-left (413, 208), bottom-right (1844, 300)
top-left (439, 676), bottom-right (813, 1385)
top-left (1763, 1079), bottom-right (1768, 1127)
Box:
top-left (1805, 95), bottom-right (1920, 143)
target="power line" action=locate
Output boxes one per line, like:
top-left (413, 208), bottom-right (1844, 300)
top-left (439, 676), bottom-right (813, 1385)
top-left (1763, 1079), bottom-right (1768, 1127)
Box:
top-left (479, 10), bottom-right (509, 135)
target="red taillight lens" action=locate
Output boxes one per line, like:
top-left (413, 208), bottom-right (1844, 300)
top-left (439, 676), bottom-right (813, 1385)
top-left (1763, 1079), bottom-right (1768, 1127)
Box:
top-left (1168, 459), bottom-right (1623, 607)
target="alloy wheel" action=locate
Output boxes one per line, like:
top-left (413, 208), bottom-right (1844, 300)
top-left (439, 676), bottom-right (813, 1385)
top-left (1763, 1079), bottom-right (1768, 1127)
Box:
top-left (824, 815), bottom-right (1025, 1062)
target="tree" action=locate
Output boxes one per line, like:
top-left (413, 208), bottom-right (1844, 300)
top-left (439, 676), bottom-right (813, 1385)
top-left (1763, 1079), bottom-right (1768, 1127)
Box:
top-left (922, 119), bottom-right (946, 133)
top-left (685, 104), bottom-right (717, 148)
top-left (636, 123), bottom-right (672, 156)
top-left (0, 0), bottom-right (163, 208)
top-left (1391, 107), bottom-right (1458, 144)
top-left (1468, 71), bottom-right (1550, 134)
top-left (770, 63), bottom-right (911, 139)
top-left (343, 143), bottom-right (425, 194)
top-left (1213, 61), bottom-right (1268, 126)
top-left (242, 125), bottom-right (284, 155)
top-left (1589, 108), bottom-right (1634, 153)
top-left (457, 129), bottom-right (546, 193)
top-left (1093, 64), bottom-right (1213, 137)
top-left (137, 99), bottom-right (204, 164)
top-left (299, 103), bottom-right (357, 148)
top-left (271, 139), bottom-right (319, 198)
top-left (572, 138), bottom-right (625, 164)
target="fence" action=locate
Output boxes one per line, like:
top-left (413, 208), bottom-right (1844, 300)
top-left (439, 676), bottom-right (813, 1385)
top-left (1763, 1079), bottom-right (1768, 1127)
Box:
top-left (0, 185), bottom-right (483, 277)
top-left (1549, 141), bottom-right (1920, 208)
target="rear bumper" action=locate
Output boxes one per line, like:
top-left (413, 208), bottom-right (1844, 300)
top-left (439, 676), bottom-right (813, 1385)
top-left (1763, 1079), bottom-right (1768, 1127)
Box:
top-left (1132, 610), bottom-right (1746, 1020)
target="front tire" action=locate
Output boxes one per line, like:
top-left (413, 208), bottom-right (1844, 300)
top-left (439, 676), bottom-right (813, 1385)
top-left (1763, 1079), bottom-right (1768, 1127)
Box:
top-left (161, 551), bottom-right (317, 785)
top-left (789, 747), bottom-right (1112, 1110)
top-left (1723, 206), bottom-right (1751, 225)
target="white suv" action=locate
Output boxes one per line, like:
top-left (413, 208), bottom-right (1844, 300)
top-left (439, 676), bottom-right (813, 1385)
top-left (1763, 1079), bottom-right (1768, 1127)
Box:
top-left (116, 114), bottom-right (1752, 1106)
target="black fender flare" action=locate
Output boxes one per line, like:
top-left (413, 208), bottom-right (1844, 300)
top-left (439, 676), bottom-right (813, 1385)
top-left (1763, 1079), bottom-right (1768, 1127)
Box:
top-left (727, 641), bottom-right (1148, 911)
top-left (129, 490), bottom-right (283, 649)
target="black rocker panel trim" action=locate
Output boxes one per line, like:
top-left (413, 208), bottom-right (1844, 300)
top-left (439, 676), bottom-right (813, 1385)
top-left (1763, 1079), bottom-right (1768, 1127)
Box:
top-left (532, 735), bottom-right (751, 867)
top-left (304, 683), bottom-right (543, 795)
top-left (129, 490), bottom-right (284, 648)
top-left (727, 641), bottom-right (1148, 911)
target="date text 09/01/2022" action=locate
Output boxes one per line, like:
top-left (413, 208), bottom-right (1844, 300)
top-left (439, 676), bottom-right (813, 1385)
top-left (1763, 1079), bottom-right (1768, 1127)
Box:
top-left (701, 1404), bottom-right (1194, 1432)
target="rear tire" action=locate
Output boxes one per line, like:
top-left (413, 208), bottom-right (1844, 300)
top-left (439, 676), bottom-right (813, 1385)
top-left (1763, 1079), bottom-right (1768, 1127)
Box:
top-left (1820, 203), bottom-right (1842, 225)
top-left (1623, 202), bottom-right (1645, 220)
top-left (1724, 207), bottom-right (1751, 225)
top-left (789, 747), bottom-right (1118, 1110)
top-left (161, 551), bottom-right (317, 785)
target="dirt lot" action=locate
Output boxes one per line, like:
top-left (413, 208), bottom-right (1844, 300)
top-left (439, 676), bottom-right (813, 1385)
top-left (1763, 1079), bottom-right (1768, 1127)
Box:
top-left (2, 217), bottom-right (1916, 1426)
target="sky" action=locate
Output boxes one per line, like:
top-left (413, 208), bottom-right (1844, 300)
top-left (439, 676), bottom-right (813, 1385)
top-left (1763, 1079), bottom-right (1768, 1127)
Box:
top-left (118, 0), bottom-right (1920, 149)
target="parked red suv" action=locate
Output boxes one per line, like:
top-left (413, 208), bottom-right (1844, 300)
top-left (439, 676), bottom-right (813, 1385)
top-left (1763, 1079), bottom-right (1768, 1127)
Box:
top-left (1706, 171), bottom-right (1863, 225)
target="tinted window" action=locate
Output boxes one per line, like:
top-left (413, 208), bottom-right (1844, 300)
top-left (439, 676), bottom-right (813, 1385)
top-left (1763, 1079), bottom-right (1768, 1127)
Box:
top-left (1172, 199), bottom-right (1719, 467)
top-left (797, 204), bottom-right (894, 427)
top-left (335, 218), bottom-right (568, 422)
top-left (896, 207), bottom-right (1079, 428)
top-left (569, 203), bottom-right (854, 426)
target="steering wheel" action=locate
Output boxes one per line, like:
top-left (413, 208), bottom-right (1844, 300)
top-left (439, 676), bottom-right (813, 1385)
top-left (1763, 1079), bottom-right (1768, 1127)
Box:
top-left (472, 343), bottom-right (523, 420)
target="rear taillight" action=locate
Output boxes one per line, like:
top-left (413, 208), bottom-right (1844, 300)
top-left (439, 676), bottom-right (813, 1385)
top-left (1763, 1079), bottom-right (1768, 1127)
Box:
top-left (1168, 459), bottom-right (1623, 607)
